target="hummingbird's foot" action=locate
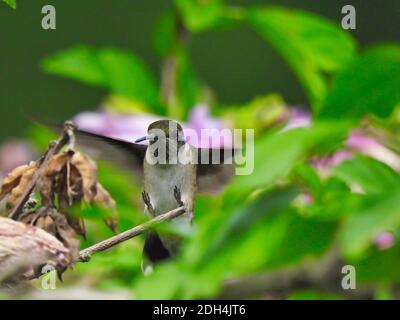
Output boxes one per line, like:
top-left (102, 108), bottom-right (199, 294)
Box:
top-left (173, 186), bottom-right (184, 207)
top-left (142, 191), bottom-right (154, 214)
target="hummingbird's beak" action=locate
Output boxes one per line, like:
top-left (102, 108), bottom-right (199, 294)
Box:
top-left (135, 133), bottom-right (155, 143)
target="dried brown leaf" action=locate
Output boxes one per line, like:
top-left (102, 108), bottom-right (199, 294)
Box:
top-left (94, 182), bottom-right (116, 209)
top-left (53, 214), bottom-right (80, 262)
top-left (0, 163), bottom-right (37, 201)
top-left (65, 214), bottom-right (86, 239)
top-left (43, 151), bottom-right (72, 177)
top-left (38, 151), bottom-right (74, 207)
top-left (5, 166), bottom-right (37, 213)
top-left (93, 183), bottom-right (118, 232)
top-left (70, 152), bottom-right (97, 202)
top-left (20, 208), bottom-right (80, 263)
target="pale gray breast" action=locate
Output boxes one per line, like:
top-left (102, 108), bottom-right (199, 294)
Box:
top-left (143, 144), bottom-right (196, 216)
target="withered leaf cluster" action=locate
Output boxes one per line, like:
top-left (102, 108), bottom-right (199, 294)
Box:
top-left (37, 150), bottom-right (118, 234)
top-left (20, 207), bottom-right (80, 264)
top-left (0, 148), bottom-right (118, 278)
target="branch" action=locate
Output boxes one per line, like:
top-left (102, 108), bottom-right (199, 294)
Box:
top-left (8, 122), bottom-right (75, 220)
top-left (78, 206), bottom-right (186, 262)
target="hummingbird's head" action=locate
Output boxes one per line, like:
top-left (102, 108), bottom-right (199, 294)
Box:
top-left (135, 120), bottom-right (187, 165)
top-left (135, 120), bottom-right (185, 146)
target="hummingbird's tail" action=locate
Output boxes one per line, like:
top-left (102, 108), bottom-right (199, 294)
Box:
top-left (141, 231), bottom-right (171, 275)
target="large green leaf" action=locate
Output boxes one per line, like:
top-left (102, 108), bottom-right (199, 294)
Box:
top-left (135, 188), bottom-right (337, 299)
top-left (42, 46), bottom-right (107, 86)
top-left (230, 121), bottom-right (350, 193)
top-left (248, 6), bottom-right (356, 111)
top-left (319, 45), bottom-right (400, 119)
top-left (174, 0), bottom-right (224, 32)
top-left (196, 188), bottom-right (298, 268)
top-left (340, 191), bottom-right (400, 259)
top-left (135, 189), bottom-right (296, 299)
top-left (41, 46), bottom-right (163, 113)
top-left (2, 0), bottom-right (16, 9)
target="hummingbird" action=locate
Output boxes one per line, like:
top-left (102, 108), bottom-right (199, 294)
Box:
top-left (70, 119), bottom-right (235, 268)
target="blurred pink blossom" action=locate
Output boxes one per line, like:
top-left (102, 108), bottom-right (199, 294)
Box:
top-left (281, 107), bottom-right (311, 132)
top-left (73, 104), bottom-right (233, 148)
top-left (311, 130), bottom-right (400, 178)
top-left (374, 231), bottom-right (395, 250)
top-left (311, 150), bottom-right (353, 178)
top-left (184, 104), bottom-right (233, 148)
top-left (346, 131), bottom-right (400, 171)
top-left (302, 193), bottom-right (313, 204)
top-left (0, 140), bottom-right (37, 178)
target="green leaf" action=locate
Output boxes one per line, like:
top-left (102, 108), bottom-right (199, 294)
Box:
top-left (355, 247), bottom-right (400, 284)
top-left (319, 45), bottom-right (400, 119)
top-left (229, 121), bottom-right (350, 192)
top-left (334, 155), bottom-right (400, 194)
top-left (248, 6), bottom-right (356, 111)
top-left (198, 188), bottom-right (298, 267)
top-left (41, 46), bottom-right (163, 113)
top-left (175, 0), bottom-right (224, 32)
top-left (340, 191), bottom-right (400, 259)
top-left (2, 0), bottom-right (16, 9)
top-left (302, 177), bottom-right (361, 221)
top-left (42, 46), bottom-right (107, 86)
top-left (98, 49), bottom-right (162, 113)
top-left (192, 187), bottom-right (335, 274)
top-left (223, 93), bottom-right (287, 133)
top-left (136, 189), bottom-right (296, 299)
top-left (265, 213), bottom-right (337, 268)
top-left (136, 187), bottom-right (337, 299)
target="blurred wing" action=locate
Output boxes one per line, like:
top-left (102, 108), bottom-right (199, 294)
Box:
top-left (196, 148), bottom-right (236, 194)
top-left (73, 129), bottom-right (147, 181)
top-left (27, 117), bottom-right (147, 181)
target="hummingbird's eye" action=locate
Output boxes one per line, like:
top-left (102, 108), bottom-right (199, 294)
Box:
top-left (153, 135), bottom-right (159, 142)
top-left (177, 132), bottom-right (185, 142)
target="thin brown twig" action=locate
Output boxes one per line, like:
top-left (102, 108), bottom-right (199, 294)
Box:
top-left (8, 122), bottom-right (75, 220)
top-left (78, 206), bottom-right (186, 262)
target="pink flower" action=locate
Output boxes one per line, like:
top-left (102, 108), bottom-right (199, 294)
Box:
top-left (302, 193), bottom-right (314, 205)
top-left (346, 131), bottom-right (400, 171)
top-left (72, 104), bottom-right (233, 148)
top-left (311, 150), bottom-right (353, 178)
top-left (311, 130), bottom-right (400, 178)
top-left (281, 107), bottom-right (311, 132)
top-left (184, 104), bottom-right (233, 148)
top-left (0, 140), bottom-right (37, 178)
top-left (72, 109), bottom-right (159, 143)
top-left (374, 231), bottom-right (395, 250)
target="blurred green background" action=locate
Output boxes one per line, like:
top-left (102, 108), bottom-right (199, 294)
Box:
top-left (0, 0), bottom-right (399, 141)
top-left (2, 0), bottom-right (400, 300)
